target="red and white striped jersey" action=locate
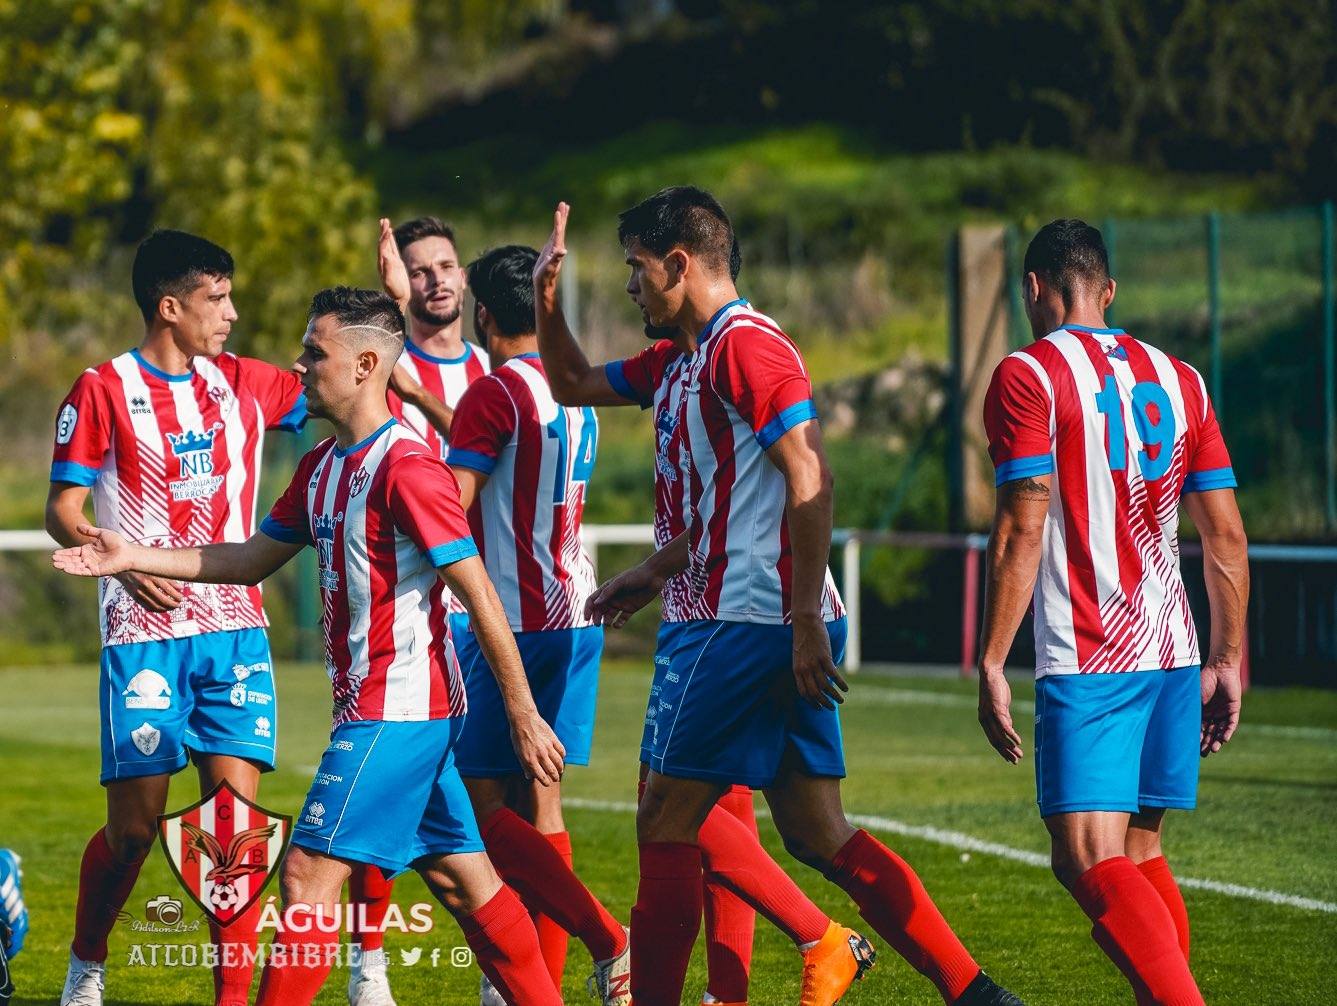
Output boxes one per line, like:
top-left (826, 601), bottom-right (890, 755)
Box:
top-left (606, 339), bottom-right (694, 622)
top-left (51, 349), bottom-right (306, 647)
top-left (387, 340), bottom-right (490, 460)
top-left (261, 420), bottom-right (476, 723)
top-left (984, 324), bottom-right (1237, 677)
top-left (447, 354), bottom-right (599, 632)
top-left (675, 300), bottom-right (844, 624)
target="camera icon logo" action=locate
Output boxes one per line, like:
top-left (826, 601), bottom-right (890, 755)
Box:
top-left (451, 946), bottom-right (473, 968)
top-left (145, 895), bottom-right (183, 925)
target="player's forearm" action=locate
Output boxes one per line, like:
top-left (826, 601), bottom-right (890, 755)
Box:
top-left (534, 294), bottom-right (598, 405)
top-left (978, 522), bottom-right (1043, 675)
top-left (45, 496), bottom-right (93, 548)
top-left (642, 532), bottom-right (690, 580)
top-left (1201, 527), bottom-right (1250, 662)
top-left (127, 541), bottom-right (270, 586)
top-left (783, 458), bottom-right (835, 619)
top-left (408, 390), bottom-right (454, 437)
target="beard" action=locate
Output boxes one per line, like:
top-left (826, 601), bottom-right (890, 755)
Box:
top-left (410, 298), bottom-right (461, 328)
top-left (643, 322), bottom-right (678, 341)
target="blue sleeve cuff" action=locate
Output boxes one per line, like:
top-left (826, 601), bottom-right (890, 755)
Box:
top-left (1183, 467), bottom-right (1237, 493)
top-left (446, 449), bottom-right (497, 475)
top-left (50, 461), bottom-right (99, 486)
top-left (260, 514), bottom-right (311, 545)
top-left (994, 454), bottom-right (1055, 486)
top-left (604, 361), bottom-right (647, 407)
top-left (756, 399), bottom-right (819, 450)
top-left (426, 537), bottom-right (479, 568)
top-left (274, 395), bottom-right (308, 433)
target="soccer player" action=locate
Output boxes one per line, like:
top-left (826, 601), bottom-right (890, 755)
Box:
top-left (534, 208), bottom-right (880, 1006)
top-left (53, 287), bottom-right (566, 1006)
top-left (977, 220), bottom-right (1248, 1005)
top-left (446, 244), bottom-right (630, 1005)
top-left (337, 217), bottom-right (495, 1006)
top-left (46, 230), bottom-right (308, 1006)
top-left (533, 191), bottom-right (1024, 1006)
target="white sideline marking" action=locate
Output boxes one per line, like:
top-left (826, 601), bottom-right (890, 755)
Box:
top-left (562, 797), bottom-right (1337, 915)
top-left (853, 687), bottom-right (1337, 742)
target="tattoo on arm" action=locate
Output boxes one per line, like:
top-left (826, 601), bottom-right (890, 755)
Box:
top-left (1010, 477), bottom-right (1051, 501)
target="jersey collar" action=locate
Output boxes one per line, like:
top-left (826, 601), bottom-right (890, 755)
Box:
top-left (405, 340), bottom-right (473, 365)
top-left (334, 418), bottom-right (397, 458)
top-left (130, 348), bottom-right (194, 382)
top-left (698, 298), bottom-right (749, 342)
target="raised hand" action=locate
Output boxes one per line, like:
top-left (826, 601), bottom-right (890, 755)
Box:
top-left (793, 614), bottom-right (847, 709)
top-left (51, 524), bottom-right (137, 578)
top-left (510, 710), bottom-right (567, 786)
top-left (1200, 657), bottom-right (1242, 756)
top-left (378, 217), bottom-right (411, 311)
top-left (533, 201), bottom-right (570, 312)
top-left (978, 668), bottom-right (1024, 764)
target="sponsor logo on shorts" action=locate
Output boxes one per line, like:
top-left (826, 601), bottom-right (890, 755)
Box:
top-left (331, 739), bottom-right (356, 752)
top-left (230, 683), bottom-right (272, 708)
top-left (303, 801), bottom-right (325, 827)
top-left (124, 669), bottom-right (173, 710)
top-left (314, 772), bottom-right (343, 787)
top-left (254, 716), bottom-right (272, 739)
top-left (232, 661), bottom-right (269, 682)
top-left (665, 671), bottom-right (679, 683)
top-left (131, 722), bottom-right (162, 756)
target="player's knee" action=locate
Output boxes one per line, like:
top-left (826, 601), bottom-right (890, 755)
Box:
top-left (419, 866), bottom-right (469, 915)
top-left (105, 821), bottom-right (156, 862)
top-left (780, 832), bottom-right (828, 871)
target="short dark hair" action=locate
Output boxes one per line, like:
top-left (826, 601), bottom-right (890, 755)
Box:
top-left (393, 216), bottom-right (457, 256)
top-left (466, 245), bottom-right (539, 338)
top-left (729, 233), bottom-right (742, 281)
top-left (307, 287), bottom-right (405, 354)
top-left (618, 186), bottom-right (734, 273)
top-left (1023, 219), bottom-right (1110, 305)
top-left (131, 229), bottom-right (234, 323)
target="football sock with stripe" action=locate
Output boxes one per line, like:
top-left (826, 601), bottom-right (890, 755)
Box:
top-left (70, 828), bottom-right (148, 963)
top-left (631, 840), bottom-right (703, 1006)
top-left (209, 898), bottom-right (261, 1005)
top-left (698, 791), bottom-right (829, 948)
top-left (1073, 857), bottom-right (1204, 1006)
top-left (253, 905), bottom-right (338, 1005)
top-left (533, 831), bottom-right (573, 985)
top-left (703, 788), bottom-right (758, 1002)
top-left (348, 863), bottom-right (393, 953)
top-left (1137, 855), bottom-right (1191, 961)
top-left (459, 885), bottom-right (562, 1006)
top-left (480, 807), bottom-right (625, 962)
top-left (828, 829), bottom-right (980, 1002)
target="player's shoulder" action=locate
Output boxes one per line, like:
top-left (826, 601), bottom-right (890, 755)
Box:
top-left (714, 304), bottom-right (790, 344)
top-left (384, 424), bottom-right (449, 468)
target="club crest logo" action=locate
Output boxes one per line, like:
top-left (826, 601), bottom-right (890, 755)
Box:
top-left (347, 467), bottom-right (370, 498)
top-left (207, 386), bottom-right (232, 407)
top-left (157, 780), bottom-right (290, 927)
top-left (131, 722), bottom-right (161, 756)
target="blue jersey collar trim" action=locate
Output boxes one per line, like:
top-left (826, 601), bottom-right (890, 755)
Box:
top-left (335, 418), bottom-right (397, 458)
top-left (406, 340), bottom-right (472, 365)
top-left (131, 348), bottom-right (194, 382)
top-left (1065, 324), bottom-right (1127, 336)
top-left (699, 298), bottom-right (749, 341)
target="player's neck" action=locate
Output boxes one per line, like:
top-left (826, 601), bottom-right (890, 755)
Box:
top-left (331, 401), bottom-right (396, 451)
top-left (409, 318), bottom-right (466, 359)
top-left (484, 334), bottom-right (538, 368)
top-left (137, 327), bottom-right (193, 376)
top-left (1054, 305), bottom-right (1112, 334)
top-left (678, 281), bottom-right (743, 350)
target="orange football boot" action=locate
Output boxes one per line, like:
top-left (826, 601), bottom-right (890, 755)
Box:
top-left (799, 922), bottom-right (877, 1006)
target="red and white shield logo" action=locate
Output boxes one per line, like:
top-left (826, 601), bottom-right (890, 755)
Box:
top-left (157, 780), bottom-right (291, 926)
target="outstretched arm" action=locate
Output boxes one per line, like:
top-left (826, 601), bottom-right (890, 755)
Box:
top-left (976, 475), bottom-right (1050, 764)
top-left (52, 524), bottom-right (303, 587)
top-left (533, 202), bottom-right (633, 407)
top-left (439, 555), bottom-right (565, 785)
top-left (1184, 487), bottom-right (1249, 755)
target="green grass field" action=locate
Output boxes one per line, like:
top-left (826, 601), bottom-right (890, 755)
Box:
top-left (1, 660), bottom-right (1334, 1005)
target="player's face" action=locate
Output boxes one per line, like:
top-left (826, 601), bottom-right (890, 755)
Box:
top-left (293, 315), bottom-right (357, 419)
top-left (402, 236), bottom-right (465, 328)
top-left (624, 239), bottom-right (679, 328)
top-left (169, 275), bottom-right (236, 359)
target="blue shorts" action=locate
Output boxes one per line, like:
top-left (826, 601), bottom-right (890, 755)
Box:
top-left (649, 618), bottom-right (847, 789)
top-left (448, 612), bottom-right (472, 647)
top-left (291, 717), bottom-right (483, 875)
top-left (641, 622), bottom-right (689, 764)
top-left (100, 628), bottom-right (277, 784)
top-left (1035, 665), bottom-right (1201, 817)
top-left (453, 625), bottom-right (604, 777)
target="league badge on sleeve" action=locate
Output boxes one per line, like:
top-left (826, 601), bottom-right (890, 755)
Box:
top-left (157, 780), bottom-right (291, 927)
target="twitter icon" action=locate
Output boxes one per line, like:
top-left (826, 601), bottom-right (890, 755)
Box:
top-left (399, 948), bottom-right (422, 967)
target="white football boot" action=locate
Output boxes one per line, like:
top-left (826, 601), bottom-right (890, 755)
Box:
top-left (586, 926), bottom-right (632, 1006)
top-left (347, 946), bottom-right (397, 1006)
top-left (59, 952), bottom-right (105, 1006)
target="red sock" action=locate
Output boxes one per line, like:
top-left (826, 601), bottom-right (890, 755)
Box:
top-left (703, 788), bottom-right (756, 1002)
top-left (1138, 856), bottom-right (1190, 961)
top-left (480, 808), bottom-right (624, 961)
top-left (699, 793), bottom-right (828, 948)
top-left (631, 841), bottom-right (702, 1006)
top-left (209, 898), bottom-right (261, 1005)
top-left (1072, 857), bottom-right (1204, 1006)
top-left (348, 863), bottom-right (394, 953)
top-left (459, 885), bottom-right (562, 1006)
top-left (829, 829), bottom-right (979, 1002)
top-left (253, 907), bottom-right (339, 1006)
top-left (70, 829), bottom-right (147, 962)
top-left (533, 831), bottom-right (573, 986)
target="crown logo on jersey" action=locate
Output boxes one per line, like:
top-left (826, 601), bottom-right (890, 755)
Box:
top-left (167, 429), bottom-right (217, 456)
top-left (312, 512), bottom-right (343, 541)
